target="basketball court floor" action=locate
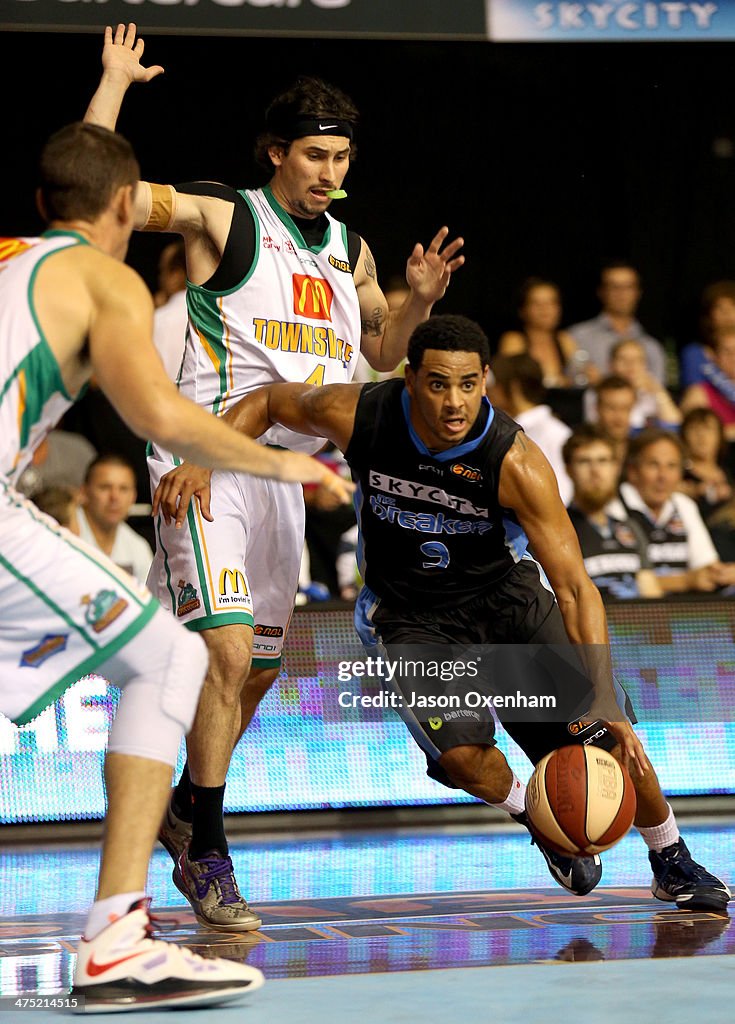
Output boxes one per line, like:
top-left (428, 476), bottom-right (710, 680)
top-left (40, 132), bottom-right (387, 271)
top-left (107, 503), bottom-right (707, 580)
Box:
top-left (0, 816), bottom-right (732, 1021)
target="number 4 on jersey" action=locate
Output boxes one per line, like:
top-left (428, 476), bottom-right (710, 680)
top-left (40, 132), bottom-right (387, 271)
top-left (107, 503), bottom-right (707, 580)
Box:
top-left (304, 364), bottom-right (326, 387)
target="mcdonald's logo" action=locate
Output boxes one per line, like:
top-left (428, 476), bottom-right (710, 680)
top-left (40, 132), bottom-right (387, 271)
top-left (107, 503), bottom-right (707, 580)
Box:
top-left (219, 568), bottom-right (248, 597)
top-left (293, 274), bottom-right (333, 321)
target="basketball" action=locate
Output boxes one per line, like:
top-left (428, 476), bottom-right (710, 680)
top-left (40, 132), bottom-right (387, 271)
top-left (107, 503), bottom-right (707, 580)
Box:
top-left (525, 745), bottom-right (637, 856)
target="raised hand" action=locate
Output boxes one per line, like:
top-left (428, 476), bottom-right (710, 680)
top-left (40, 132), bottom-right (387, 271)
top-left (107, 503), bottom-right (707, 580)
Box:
top-left (406, 226), bottom-right (465, 304)
top-left (101, 23), bottom-right (164, 85)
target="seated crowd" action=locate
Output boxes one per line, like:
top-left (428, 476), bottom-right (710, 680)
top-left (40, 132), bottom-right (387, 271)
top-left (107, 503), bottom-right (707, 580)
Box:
top-left (493, 262), bottom-right (735, 600)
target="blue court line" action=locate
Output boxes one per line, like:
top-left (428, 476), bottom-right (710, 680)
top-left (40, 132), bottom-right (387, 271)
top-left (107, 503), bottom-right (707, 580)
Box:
top-left (63, 955), bottom-right (733, 1024)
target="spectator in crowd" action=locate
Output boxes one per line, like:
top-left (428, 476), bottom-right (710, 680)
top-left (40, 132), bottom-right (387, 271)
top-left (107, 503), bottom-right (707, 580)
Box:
top-left (620, 428), bottom-right (735, 593)
top-left (497, 277), bottom-right (589, 388)
top-left (679, 408), bottom-right (732, 519)
top-left (488, 353), bottom-right (573, 504)
top-left (16, 427), bottom-right (97, 498)
top-left (61, 381), bottom-right (151, 536)
top-left (33, 484), bottom-right (81, 535)
top-left (584, 338), bottom-right (681, 432)
top-left (680, 279), bottom-right (735, 390)
top-left (680, 328), bottom-right (735, 441)
top-left (153, 239), bottom-right (188, 381)
top-left (568, 261), bottom-right (666, 383)
top-left (78, 453), bottom-right (154, 584)
top-left (563, 424), bottom-right (662, 599)
top-left (591, 375), bottom-right (637, 465)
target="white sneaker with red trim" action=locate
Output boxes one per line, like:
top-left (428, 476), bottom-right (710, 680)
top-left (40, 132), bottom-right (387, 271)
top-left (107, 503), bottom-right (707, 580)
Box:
top-left (71, 899), bottom-right (264, 1013)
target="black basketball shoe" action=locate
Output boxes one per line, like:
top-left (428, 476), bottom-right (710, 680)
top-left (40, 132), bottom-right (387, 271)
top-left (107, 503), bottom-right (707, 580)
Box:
top-left (513, 811), bottom-right (602, 897)
top-left (650, 838), bottom-right (731, 913)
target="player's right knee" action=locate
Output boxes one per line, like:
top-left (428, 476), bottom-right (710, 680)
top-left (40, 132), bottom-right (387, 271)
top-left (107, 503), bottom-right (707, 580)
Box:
top-left (205, 634), bottom-right (253, 698)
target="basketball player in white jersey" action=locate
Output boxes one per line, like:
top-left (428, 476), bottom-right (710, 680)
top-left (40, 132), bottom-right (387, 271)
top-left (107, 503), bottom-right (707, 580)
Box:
top-left (0, 121), bottom-right (352, 1012)
top-left (84, 23), bottom-right (466, 931)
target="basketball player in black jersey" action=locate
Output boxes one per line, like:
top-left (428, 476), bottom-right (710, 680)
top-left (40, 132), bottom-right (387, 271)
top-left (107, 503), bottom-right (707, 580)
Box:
top-left (156, 315), bottom-right (730, 913)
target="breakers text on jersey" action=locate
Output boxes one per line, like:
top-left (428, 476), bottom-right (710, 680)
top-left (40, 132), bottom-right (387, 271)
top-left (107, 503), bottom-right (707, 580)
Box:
top-left (370, 494), bottom-right (494, 535)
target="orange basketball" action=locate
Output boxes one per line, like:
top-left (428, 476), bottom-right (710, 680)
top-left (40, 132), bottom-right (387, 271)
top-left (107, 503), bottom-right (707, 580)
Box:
top-left (525, 744), bottom-right (637, 856)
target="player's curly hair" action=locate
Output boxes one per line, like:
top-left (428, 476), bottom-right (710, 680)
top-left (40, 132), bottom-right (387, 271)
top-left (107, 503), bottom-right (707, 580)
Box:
top-left (407, 315), bottom-right (491, 371)
top-left (254, 76), bottom-right (359, 171)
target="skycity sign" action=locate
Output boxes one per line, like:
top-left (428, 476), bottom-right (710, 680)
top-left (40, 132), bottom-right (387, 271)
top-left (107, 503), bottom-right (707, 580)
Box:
top-left (487, 0), bottom-right (728, 40)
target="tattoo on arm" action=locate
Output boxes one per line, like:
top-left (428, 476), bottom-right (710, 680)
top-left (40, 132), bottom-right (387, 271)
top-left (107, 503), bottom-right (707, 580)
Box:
top-left (364, 247), bottom-right (377, 281)
top-left (302, 384), bottom-right (360, 444)
top-left (514, 431), bottom-right (528, 452)
top-left (362, 306), bottom-right (386, 338)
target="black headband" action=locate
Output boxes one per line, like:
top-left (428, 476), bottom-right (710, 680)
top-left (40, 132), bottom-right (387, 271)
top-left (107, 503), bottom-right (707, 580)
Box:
top-left (266, 115), bottom-right (354, 142)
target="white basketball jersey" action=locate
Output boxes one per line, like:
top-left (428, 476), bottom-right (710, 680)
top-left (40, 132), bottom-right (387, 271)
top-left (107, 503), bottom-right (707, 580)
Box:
top-left (178, 186), bottom-right (362, 454)
top-left (0, 232), bottom-right (81, 482)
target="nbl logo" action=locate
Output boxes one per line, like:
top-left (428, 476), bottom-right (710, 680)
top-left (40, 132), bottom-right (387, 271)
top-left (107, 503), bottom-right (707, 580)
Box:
top-left (293, 274), bottom-right (333, 321)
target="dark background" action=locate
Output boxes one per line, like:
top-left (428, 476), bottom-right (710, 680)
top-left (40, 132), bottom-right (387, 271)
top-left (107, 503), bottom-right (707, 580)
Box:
top-left (4, 30), bottom-right (735, 359)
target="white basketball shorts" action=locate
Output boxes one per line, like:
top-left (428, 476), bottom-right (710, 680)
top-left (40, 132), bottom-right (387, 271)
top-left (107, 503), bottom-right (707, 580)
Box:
top-left (0, 480), bottom-right (158, 726)
top-left (146, 446), bottom-right (305, 666)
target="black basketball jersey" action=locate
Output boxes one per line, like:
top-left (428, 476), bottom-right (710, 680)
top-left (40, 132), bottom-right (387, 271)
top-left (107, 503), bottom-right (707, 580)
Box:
top-left (344, 379), bottom-right (529, 612)
top-left (566, 505), bottom-right (646, 600)
top-left (625, 507), bottom-right (690, 574)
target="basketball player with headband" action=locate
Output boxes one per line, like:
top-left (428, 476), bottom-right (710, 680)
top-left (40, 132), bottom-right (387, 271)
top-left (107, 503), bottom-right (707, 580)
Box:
top-left (155, 314), bottom-right (731, 914)
top-left (84, 23), bottom-right (465, 931)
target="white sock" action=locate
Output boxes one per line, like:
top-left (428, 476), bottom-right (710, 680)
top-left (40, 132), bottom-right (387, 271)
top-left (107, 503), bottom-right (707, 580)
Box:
top-left (636, 804), bottom-right (680, 852)
top-left (84, 891), bottom-right (147, 940)
top-left (491, 772), bottom-right (527, 816)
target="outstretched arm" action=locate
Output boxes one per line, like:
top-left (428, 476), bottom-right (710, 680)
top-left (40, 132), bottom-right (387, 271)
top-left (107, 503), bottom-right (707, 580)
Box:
top-left (356, 227), bottom-right (465, 372)
top-left (152, 382), bottom-right (363, 525)
top-left (220, 382), bottom-right (362, 453)
top-left (498, 431), bottom-right (649, 776)
top-left (84, 23), bottom-right (220, 242)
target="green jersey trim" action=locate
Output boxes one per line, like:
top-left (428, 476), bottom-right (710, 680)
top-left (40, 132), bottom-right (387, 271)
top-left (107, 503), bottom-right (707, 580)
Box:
top-left (262, 185), bottom-right (332, 254)
top-left (156, 515), bottom-right (178, 612)
top-left (17, 490), bottom-right (149, 609)
top-left (12, 600), bottom-right (158, 727)
top-left (185, 289), bottom-right (231, 416)
top-left (0, 547), bottom-right (99, 652)
top-left (251, 654), bottom-right (282, 669)
top-left (184, 611), bottom-right (255, 632)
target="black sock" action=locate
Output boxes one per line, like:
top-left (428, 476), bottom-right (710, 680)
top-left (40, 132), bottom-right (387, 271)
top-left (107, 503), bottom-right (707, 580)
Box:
top-left (172, 763), bottom-right (193, 823)
top-left (189, 782), bottom-right (228, 860)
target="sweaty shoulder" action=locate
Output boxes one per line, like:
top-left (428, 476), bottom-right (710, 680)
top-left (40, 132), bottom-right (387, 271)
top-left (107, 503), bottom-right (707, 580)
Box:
top-left (498, 429), bottom-right (557, 508)
top-left (34, 246), bottom-right (152, 340)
